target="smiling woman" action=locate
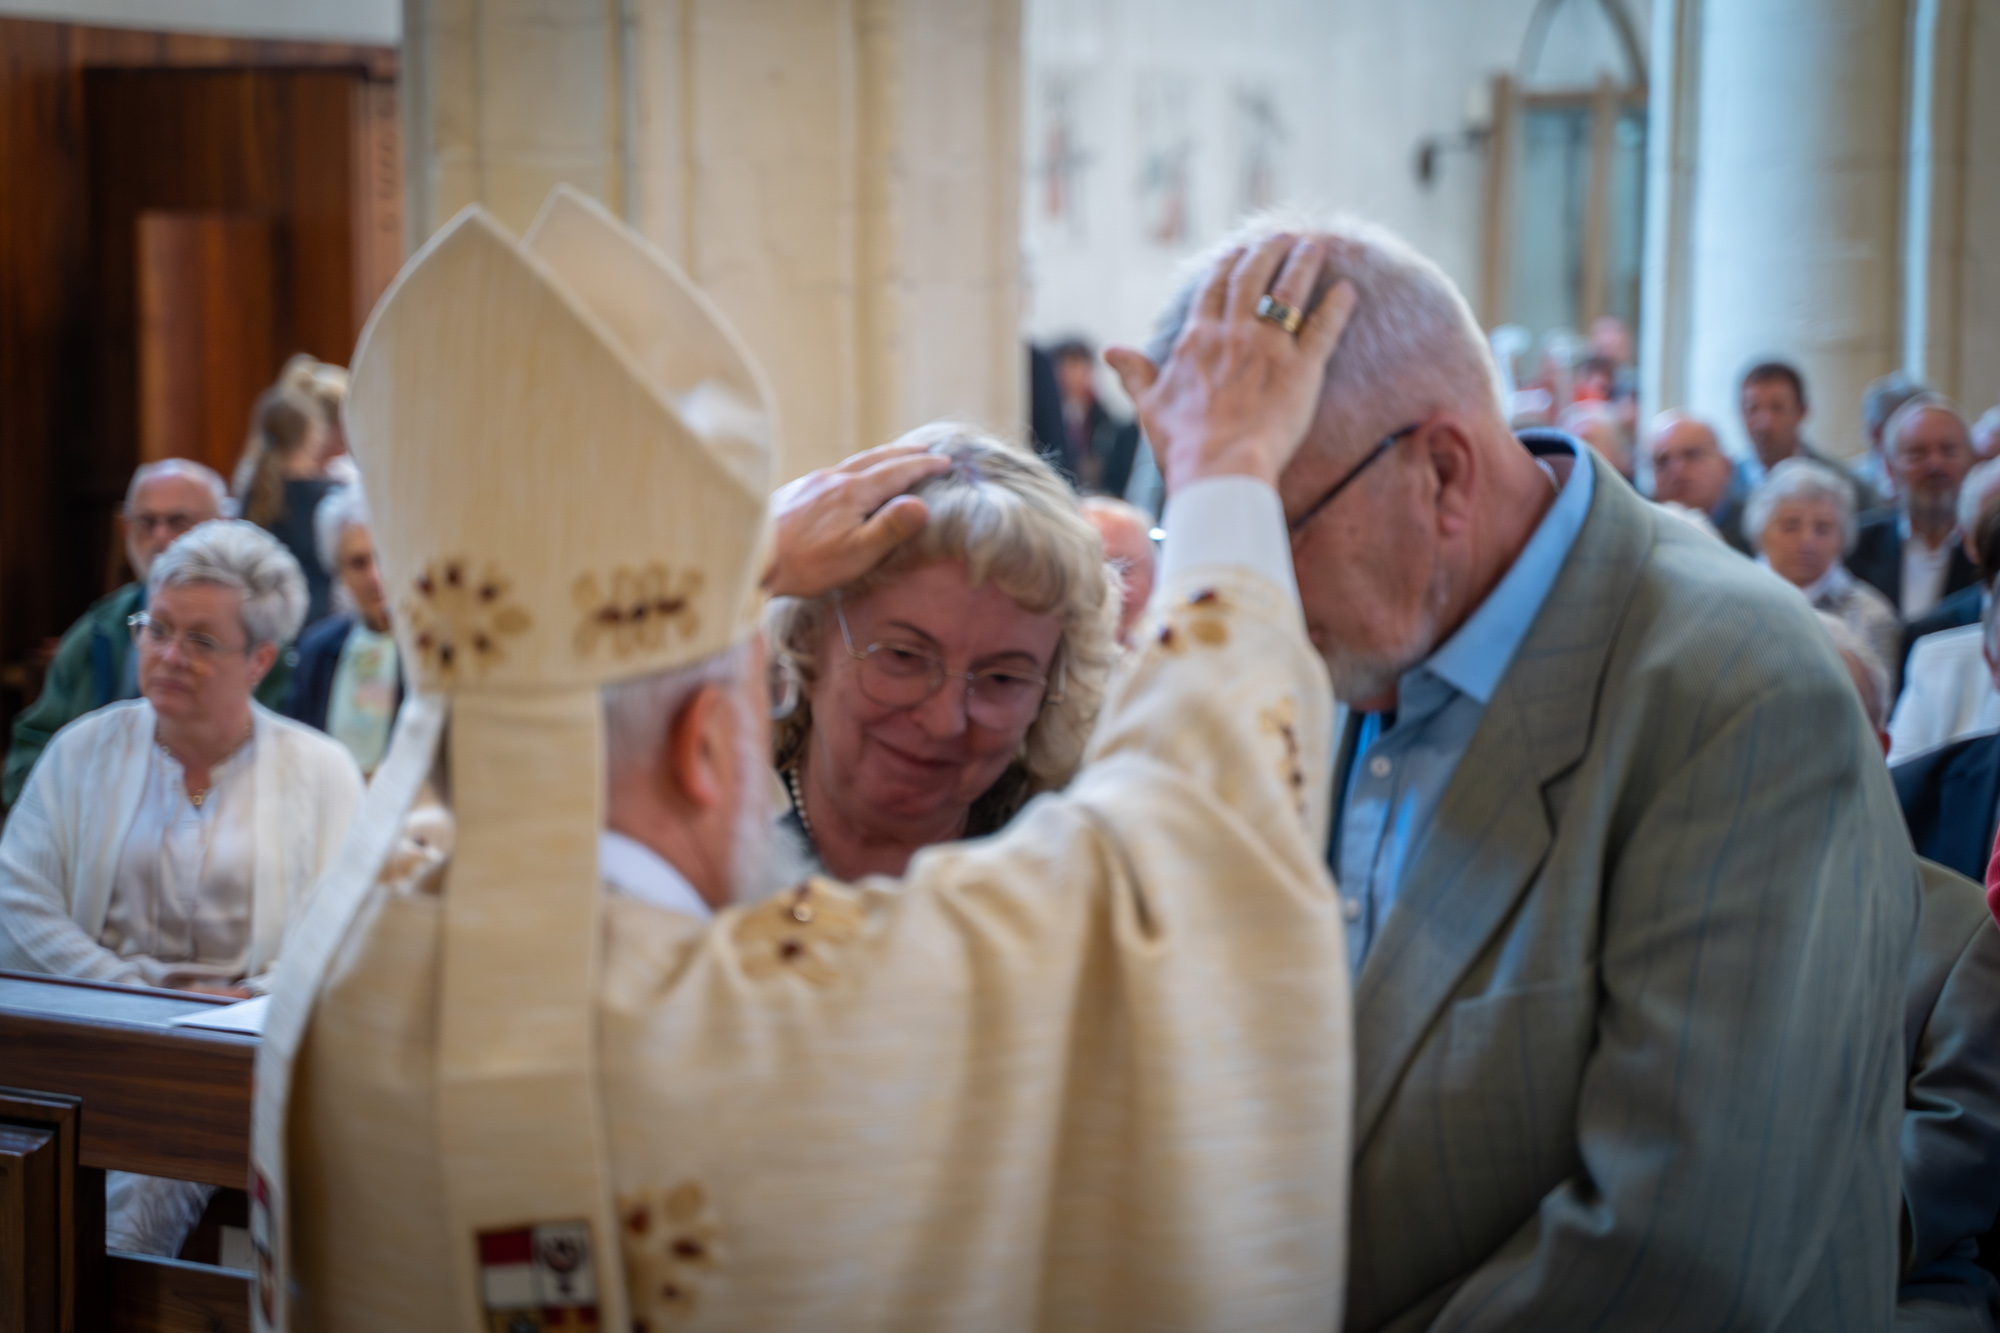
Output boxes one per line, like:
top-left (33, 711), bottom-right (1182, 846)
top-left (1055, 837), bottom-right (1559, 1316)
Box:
top-left (766, 426), bottom-right (1118, 880)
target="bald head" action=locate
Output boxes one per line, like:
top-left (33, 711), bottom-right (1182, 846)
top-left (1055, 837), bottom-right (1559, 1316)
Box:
top-left (1081, 496), bottom-right (1157, 646)
top-left (1648, 412), bottom-right (1733, 515)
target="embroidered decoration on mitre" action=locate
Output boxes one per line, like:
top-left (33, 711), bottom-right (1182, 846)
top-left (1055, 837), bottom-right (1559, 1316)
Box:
top-left (344, 194), bottom-right (775, 697)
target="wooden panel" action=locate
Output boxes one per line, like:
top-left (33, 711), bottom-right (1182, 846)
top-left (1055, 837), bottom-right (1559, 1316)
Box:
top-left (0, 974), bottom-right (253, 1189)
top-left (0, 16), bottom-right (397, 750)
top-left (0, 1123), bottom-right (60, 1332)
top-left (137, 213), bottom-right (277, 477)
top-left (106, 1253), bottom-right (250, 1333)
top-left (0, 1088), bottom-right (96, 1333)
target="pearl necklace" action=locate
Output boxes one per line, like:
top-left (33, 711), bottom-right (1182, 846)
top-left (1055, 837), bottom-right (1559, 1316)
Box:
top-left (783, 766), bottom-right (816, 847)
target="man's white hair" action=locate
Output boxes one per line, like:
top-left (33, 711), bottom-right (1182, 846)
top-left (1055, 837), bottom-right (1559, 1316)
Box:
top-left (147, 519), bottom-right (308, 646)
top-left (1955, 457), bottom-right (2000, 535)
top-left (602, 641), bottom-right (792, 903)
top-left (126, 458), bottom-right (229, 514)
top-left (1149, 210), bottom-right (1507, 455)
top-left (1818, 612), bottom-right (1890, 732)
top-left (314, 485), bottom-right (372, 575)
top-left (1745, 458), bottom-right (1858, 555)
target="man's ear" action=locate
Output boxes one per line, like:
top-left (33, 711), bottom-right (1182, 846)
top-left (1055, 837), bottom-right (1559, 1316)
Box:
top-left (663, 683), bottom-right (731, 812)
top-left (1422, 419), bottom-right (1478, 537)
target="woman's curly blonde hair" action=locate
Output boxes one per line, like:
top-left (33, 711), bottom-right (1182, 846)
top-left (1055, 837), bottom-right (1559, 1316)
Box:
top-left (766, 423), bottom-right (1119, 835)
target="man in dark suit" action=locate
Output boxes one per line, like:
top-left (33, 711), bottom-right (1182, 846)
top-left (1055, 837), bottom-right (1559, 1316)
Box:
top-left (1894, 728), bottom-right (2000, 884)
top-left (1647, 410), bottom-right (1751, 553)
top-left (1050, 338), bottom-right (1142, 497)
top-left (1897, 859), bottom-right (2000, 1330)
top-left (1850, 398), bottom-right (1981, 619)
top-left (1740, 359), bottom-right (1881, 513)
top-left (1900, 459), bottom-right (2000, 673)
top-left (282, 488), bottom-right (402, 775)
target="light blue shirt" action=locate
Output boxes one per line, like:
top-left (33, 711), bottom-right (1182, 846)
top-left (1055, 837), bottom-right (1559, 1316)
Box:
top-left (1336, 436), bottom-right (1596, 974)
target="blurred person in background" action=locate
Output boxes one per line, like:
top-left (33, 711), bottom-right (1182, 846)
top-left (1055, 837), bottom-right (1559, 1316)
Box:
top-left (1894, 592), bottom-right (2000, 883)
top-left (3, 459), bottom-right (290, 808)
top-left (765, 426), bottom-right (1115, 883)
top-left (0, 519), bottom-right (359, 991)
top-left (235, 384), bottom-right (340, 627)
top-left (1748, 459), bottom-right (1901, 685)
top-left (1648, 411), bottom-right (1751, 553)
top-left (1820, 613), bottom-right (1892, 753)
top-left (280, 354), bottom-right (354, 484)
top-left (1559, 399), bottom-right (1633, 482)
top-left (1973, 406), bottom-right (2000, 463)
top-left (1856, 371), bottom-right (1929, 501)
top-left (1080, 495), bottom-right (1158, 647)
top-left (1889, 488), bottom-right (2000, 763)
top-left (284, 486), bottom-right (402, 777)
top-left (1739, 360), bottom-right (1882, 511)
top-left (1050, 337), bottom-right (1142, 496)
top-left (1900, 459), bottom-right (2000, 659)
top-left (1851, 396), bottom-right (1980, 620)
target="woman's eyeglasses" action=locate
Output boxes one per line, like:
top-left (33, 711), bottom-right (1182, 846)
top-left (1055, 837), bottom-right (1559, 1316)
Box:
top-left (831, 594), bottom-right (1063, 731)
top-left (128, 612), bottom-right (246, 668)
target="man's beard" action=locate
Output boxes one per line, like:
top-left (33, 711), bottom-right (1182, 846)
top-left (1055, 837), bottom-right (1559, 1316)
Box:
top-left (1322, 565), bottom-right (1451, 705)
top-left (1907, 490), bottom-right (1957, 535)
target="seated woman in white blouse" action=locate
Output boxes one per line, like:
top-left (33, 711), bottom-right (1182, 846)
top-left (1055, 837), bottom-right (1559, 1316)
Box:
top-left (0, 519), bottom-right (362, 996)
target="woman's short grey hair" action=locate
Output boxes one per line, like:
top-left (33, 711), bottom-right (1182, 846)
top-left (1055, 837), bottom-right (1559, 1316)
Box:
top-left (147, 519), bottom-right (309, 647)
top-left (1818, 611), bottom-right (1890, 732)
top-left (314, 485), bottom-right (372, 575)
top-left (765, 423), bottom-right (1118, 834)
top-left (1745, 458), bottom-right (1858, 555)
top-left (1148, 210), bottom-right (1507, 455)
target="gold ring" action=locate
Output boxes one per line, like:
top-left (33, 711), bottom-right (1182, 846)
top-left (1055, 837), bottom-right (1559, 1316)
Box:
top-left (1255, 293), bottom-right (1305, 336)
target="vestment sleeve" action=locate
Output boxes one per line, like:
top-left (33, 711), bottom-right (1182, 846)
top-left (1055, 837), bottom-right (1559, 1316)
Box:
top-left (599, 561), bottom-right (1351, 1331)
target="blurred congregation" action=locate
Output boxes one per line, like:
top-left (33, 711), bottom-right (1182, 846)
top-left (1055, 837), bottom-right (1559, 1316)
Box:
top-left (4, 0), bottom-right (2000, 1331)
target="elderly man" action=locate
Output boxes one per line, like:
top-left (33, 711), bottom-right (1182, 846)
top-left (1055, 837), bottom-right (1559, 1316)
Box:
top-left (1111, 217), bottom-right (1917, 1330)
top-left (258, 190), bottom-right (1356, 1331)
top-left (1081, 495), bottom-right (1158, 645)
top-left (1851, 396), bottom-right (1981, 620)
top-left (4, 459), bottom-right (292, 807)
top-left (1648, 410), bottom-right (1750, 552)
top-left (282, 486), bottom-right (401, 775)
top-left (1739, 359), bottom-right (1882, 510)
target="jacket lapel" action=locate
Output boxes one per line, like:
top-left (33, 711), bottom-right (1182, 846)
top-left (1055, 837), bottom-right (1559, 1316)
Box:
top-left (1350, 453), bottom-right (1652, 1148)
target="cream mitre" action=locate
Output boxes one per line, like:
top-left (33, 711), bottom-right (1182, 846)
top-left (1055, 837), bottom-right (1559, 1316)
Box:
top-left (249, 186), bottom-right (777, 1333)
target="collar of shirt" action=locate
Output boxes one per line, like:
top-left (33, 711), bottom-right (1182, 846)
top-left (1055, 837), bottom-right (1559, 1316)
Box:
top-left (1778, 558), bottom-right (1852, 606)
top-left (599, 829), bottom-right (714, 920)
top-left (1898, 509), bottom-right (1959, 554)
top-left (1408, 432), bottom-right (1597, 708)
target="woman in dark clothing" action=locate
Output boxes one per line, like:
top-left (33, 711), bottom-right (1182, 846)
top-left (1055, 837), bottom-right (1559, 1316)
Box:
top-left (233, 385), bottom-right (338, 628)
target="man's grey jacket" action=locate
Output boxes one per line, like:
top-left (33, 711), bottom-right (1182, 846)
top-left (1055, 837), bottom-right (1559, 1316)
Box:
top-left (1344, 450), bottom-right (1920, 1331)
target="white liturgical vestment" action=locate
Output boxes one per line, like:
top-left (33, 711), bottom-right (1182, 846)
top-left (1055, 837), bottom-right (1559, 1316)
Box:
top-left (281, 553), bottom-right (1352, 1330)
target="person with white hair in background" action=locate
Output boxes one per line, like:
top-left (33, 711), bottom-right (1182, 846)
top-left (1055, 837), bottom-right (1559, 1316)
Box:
top-left (1747, 458), bottom-right (1903, 689)
top-left (1850, 395), bottom-right (1981, 619)
top-left (1889, 469), bottom-right (2000, 764)
top-left (1080, 494), bottom-right (1158, 646)
top-left (1107, 211), bottom-right (1916, 1331)
top-left (3, 458), bottom-right (297, 807)
top-left (0, 519), bottom-right (361, 1258)
top-left (283, 486), bottom-right (402, 776)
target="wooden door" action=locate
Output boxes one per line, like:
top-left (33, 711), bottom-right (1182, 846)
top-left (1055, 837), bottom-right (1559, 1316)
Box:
top-left (136, 211), bottom-right (277, 479)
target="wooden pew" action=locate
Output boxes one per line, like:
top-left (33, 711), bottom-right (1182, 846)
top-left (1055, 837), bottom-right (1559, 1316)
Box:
top-left (0, 970), bottom-right (254, 1333)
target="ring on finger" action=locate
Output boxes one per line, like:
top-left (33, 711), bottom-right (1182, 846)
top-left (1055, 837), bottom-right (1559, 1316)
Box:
top-left (1255, 293), bottom-right (1305, 336)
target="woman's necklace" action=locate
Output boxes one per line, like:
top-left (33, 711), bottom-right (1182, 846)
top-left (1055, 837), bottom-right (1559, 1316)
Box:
top-left (159, 721), bottom-right (254, 809)
top-left (783, 765), bottom-right (817, 849)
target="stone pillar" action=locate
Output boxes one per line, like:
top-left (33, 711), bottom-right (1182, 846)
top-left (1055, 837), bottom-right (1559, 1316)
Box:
top-left (401, 0), bottom-right (1022, 481)
top-left (1643, 0), bottom-right (1908, 460)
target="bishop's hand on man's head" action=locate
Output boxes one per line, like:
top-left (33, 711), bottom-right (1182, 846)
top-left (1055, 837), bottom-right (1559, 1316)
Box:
top-left (1105, 234), bottom-right (1357, 494)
